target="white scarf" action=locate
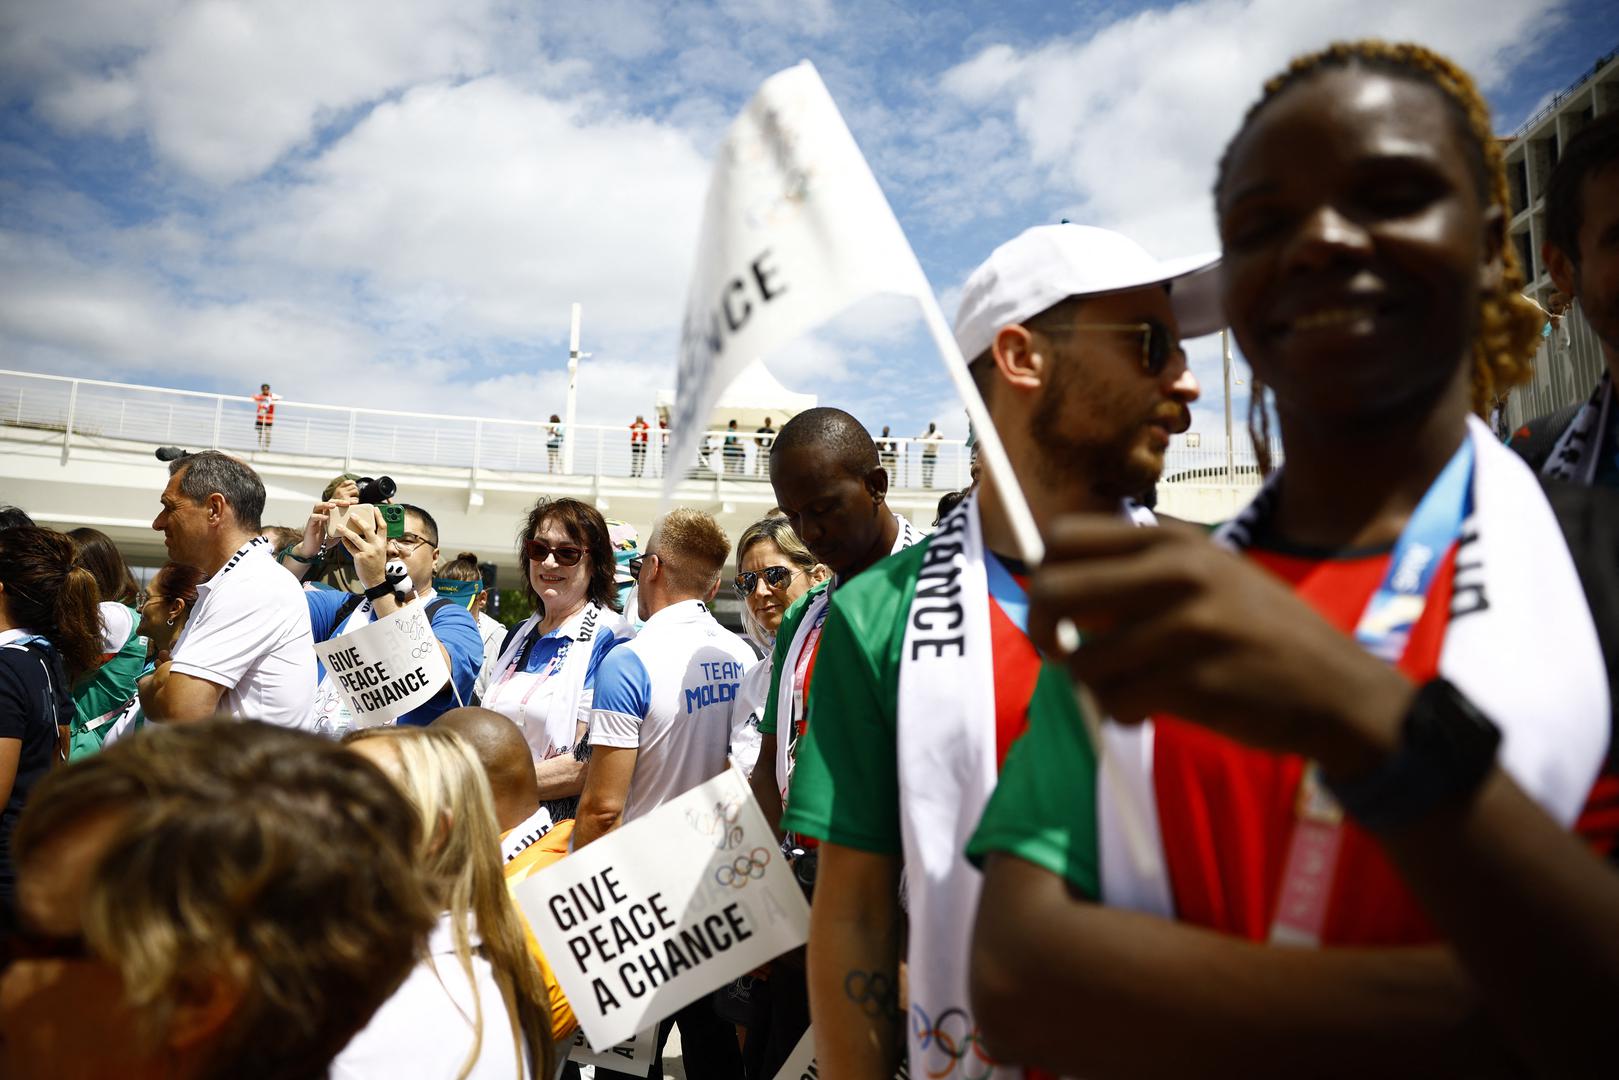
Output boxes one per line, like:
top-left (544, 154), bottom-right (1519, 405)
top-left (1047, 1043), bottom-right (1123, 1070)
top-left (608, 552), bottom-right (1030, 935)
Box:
top-left (895, 494), bottom-right (1007, 1079)
top-left (1087, 417), bottom-right (1613, 911)
top-left (484, 602), bottom-right (608, 762)
top-left (773, 511), bottom-right (920, 804)
top-left (501, 804), bottom-right (555, 864)
top-left (893, 495), bottom-right (1168, 1078)
top-left (1544, 373), bottom-right (1612, 485)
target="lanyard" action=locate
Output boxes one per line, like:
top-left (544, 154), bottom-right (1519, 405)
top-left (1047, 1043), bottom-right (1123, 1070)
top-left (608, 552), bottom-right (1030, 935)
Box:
top-left (790, 604), bottom-right (829, 740)
top-left (1351, 439), bottom-right (1475, 661)
top-left (1271, 438), bottom-right (1474, 947)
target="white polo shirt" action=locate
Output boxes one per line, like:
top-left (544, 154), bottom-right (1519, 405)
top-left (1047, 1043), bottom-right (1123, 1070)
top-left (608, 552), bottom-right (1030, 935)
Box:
top-left (169, 537), bottom-right (317, 729)
top-left (590, 599), bottom-right (756, 826)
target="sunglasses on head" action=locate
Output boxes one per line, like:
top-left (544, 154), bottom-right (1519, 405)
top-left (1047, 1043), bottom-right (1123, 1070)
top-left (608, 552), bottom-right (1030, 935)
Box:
top-left (733, 565), bottom-right (799, 596)
top-left (1044, 319), bottom-right (1182, 378)
top-left (525, 540), bottom-right (585, 566)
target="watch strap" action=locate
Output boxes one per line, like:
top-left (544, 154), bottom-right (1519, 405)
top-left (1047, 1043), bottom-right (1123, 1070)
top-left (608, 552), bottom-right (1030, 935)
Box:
top-left (1324, 677), bottom-right (1501, 833)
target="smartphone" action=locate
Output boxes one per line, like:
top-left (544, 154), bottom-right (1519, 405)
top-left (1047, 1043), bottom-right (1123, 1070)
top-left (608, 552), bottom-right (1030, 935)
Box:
top-left (377, 504), bottom-right (405, 540)
top-left (327, 503), bottom-right (405, 540)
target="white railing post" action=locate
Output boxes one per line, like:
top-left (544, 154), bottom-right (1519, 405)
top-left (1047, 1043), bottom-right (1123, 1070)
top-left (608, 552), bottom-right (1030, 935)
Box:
top-left (594, 427), bottom-right (603, 478)
top-left (471, 420), bottom-right (483, 491)
top-left (61, 380), bottom-right (79, 464)
top-left (118, 400), bottom-right (126, 437)
top-left (344, 410), bottom-right (357, 471)
top-left (211, 396), bottom-right (224, 450)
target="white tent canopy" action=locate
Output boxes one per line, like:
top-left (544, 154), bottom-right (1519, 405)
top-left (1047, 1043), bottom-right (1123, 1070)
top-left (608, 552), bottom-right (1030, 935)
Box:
top-left (656, 358), bottom-right (816, 434)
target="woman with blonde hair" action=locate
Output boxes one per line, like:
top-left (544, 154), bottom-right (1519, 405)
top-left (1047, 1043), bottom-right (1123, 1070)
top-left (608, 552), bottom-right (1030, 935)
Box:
top-left (336, 725), bottom-right (554, 1080)
top-left (729, 515), bottom-right (828, 780)
top-left (724, 516), bottom-right (828, 1080)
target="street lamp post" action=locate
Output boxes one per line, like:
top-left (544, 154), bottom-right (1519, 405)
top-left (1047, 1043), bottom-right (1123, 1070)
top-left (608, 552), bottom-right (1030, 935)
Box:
top-left (564, 303), bottom-right (582, 474)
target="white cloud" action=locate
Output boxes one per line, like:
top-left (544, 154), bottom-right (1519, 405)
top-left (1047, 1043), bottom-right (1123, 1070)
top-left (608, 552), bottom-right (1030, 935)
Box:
top-left (9, 0), bottom-right (498, 184)
top-left (235, 75), bottom-right (711, 343)
top-left (0, 0), bottom-right (1591, 452)
top-left (940, 0), bottom-right (1568, 255)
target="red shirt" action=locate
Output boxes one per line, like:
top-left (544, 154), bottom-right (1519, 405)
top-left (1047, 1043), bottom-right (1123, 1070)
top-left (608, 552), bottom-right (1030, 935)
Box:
top-left (1152, 544), bottom-right (1458, 945)
top-left (630, 420), bottom-right (649, 444)
top-left (253, 392), bottom-right (277, 422)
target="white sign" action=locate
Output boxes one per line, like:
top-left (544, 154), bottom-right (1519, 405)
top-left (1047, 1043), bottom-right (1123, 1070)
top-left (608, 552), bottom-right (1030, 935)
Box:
top-left (665, 59), bottom-right (930, 496)
top-left (566, 1025), bottom-right (654, 1077)
top-left (516, 768), bottom-right (810, 1049)
top-left (773, 1029), bottom-right (911, 1080)
top-left (311, 599), bottom-right (450, 725)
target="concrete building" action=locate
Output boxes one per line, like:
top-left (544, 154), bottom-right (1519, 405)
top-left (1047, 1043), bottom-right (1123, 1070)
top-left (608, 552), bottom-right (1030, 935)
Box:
top-left (1501, 44), bottom-right (1619, 433)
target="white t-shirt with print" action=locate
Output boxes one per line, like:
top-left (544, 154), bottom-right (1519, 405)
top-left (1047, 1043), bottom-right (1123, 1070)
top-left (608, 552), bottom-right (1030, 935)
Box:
top-left (168, 539), bottom-right (317, 729)
top-left (590, 600), bottom-right (756, 826)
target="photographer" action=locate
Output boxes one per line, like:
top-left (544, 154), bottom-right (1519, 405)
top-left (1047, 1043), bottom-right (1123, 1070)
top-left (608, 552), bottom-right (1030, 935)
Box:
top-left (277, 474), bottom-right (373, 591)
top-left (301, 497), bottom-right (482, 733)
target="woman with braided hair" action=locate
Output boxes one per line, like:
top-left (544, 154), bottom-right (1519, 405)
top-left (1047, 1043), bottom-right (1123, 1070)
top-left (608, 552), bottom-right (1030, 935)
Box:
top-left (969, 42), bottom-right (1613, 1078)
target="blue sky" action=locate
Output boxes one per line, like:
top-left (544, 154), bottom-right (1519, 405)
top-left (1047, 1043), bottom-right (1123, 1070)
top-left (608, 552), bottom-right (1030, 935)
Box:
top-left (2, 0), bottom-right (1617, 447)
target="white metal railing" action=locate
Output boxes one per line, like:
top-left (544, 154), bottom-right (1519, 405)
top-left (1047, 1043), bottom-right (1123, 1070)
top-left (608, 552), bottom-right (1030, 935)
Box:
top-left (0, 368), bottom-right (1264, 490)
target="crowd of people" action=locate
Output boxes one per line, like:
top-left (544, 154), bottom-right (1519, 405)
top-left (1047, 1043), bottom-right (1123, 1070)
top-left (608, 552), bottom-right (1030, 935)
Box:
top-left (3, 39), bottom-right (1619, 1079)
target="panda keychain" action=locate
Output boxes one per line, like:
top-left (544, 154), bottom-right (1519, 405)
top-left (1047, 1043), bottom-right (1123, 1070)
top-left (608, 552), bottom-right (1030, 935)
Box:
top-left (383, 558), bottom-right (414, 603)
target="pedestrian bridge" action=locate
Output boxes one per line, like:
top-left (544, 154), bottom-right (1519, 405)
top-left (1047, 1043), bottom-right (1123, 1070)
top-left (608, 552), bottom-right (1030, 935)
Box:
top-left (0, 368), bottom-right (1263, 585)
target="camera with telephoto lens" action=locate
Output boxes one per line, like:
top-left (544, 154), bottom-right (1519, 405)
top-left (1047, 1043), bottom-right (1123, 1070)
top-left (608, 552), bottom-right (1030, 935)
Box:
top-left (355, 476), bottom-right (396, 504)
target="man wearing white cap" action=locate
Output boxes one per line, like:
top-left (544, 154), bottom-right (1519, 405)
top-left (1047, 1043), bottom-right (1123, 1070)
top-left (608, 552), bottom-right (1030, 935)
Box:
top-left (779, 224), bottom-right (1220, 1079)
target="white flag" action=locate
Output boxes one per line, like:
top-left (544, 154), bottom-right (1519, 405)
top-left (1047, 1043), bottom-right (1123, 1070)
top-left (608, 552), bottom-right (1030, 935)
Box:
top-left (665, 60), bottom-right (929, 495)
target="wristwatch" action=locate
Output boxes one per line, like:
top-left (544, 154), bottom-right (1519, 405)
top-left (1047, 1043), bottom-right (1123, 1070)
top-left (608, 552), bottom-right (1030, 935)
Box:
top-left (1324, 677), bottom-right (1502, 833)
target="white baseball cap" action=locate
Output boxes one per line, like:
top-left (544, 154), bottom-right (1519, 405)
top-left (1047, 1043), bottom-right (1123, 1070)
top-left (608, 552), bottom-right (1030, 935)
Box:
top-left (952, 224), bottom-right (1223, 363)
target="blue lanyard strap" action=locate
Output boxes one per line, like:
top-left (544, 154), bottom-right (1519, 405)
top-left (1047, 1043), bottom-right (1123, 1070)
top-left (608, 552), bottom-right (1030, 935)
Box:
top-left (984, 553), bottom-right (1030, 637)
top-left (1353, 438), bottom-right (1474, 663)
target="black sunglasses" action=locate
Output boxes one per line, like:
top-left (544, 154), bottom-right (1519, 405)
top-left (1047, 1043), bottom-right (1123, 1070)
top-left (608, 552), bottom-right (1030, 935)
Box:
top-left (627, 553), bottom-right (658, 579)
top-left (733, 565), bottom-right (799, 596)
top-left (525, 540), bottom-right (585, 566)
top-left (1045, 320), bottom-right (1182, 378)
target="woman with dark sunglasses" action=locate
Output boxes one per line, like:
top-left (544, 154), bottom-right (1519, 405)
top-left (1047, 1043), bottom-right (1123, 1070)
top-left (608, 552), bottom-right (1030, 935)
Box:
top-left (483, 497), bottom-right (632, 821)
top-left (727, 516), bottom-right (829, 779)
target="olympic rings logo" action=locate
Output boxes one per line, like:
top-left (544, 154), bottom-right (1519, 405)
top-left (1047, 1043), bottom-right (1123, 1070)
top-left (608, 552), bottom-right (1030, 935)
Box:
top-left (844, 970), bottom-right (902, 1019)
top-left (409, 640), bottom-right (435, 660)
top-left (714, 847), bottom-right (771, 888)
top-left (910, 1005), bottom-right (996, 1080)
top-left (687, 796), bottom-right (745, 851)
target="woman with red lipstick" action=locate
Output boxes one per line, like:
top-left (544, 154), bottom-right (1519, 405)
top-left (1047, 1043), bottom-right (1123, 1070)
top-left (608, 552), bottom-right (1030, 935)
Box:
top-left (969, 42), bottom-right (1614, 1078)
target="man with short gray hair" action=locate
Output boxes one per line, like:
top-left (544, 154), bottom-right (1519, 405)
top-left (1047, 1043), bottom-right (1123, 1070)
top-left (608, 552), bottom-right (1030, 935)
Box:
top-left (140, 451), bottom-right (316, 727)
